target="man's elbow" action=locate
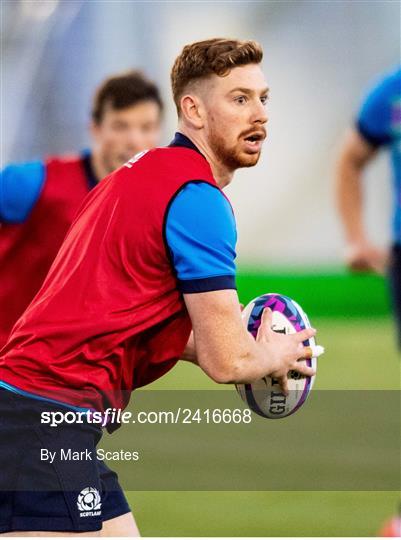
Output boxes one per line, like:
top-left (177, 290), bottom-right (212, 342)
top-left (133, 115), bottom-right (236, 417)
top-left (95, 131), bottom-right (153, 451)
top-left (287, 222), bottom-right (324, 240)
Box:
top-left (208, 369), bottom-right (234, 384)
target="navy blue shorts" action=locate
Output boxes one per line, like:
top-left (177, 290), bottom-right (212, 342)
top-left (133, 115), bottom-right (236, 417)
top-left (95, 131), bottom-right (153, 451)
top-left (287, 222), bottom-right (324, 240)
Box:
top-left (389, 243), bottom-right (401, 349)
top-left (0, 388), bottom-right (130, 533)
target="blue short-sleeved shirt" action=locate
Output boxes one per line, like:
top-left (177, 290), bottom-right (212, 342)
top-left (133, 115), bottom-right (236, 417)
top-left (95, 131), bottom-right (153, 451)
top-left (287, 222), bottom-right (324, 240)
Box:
top-left (165, 181), bottom-right (237, 293)
top-left (0, 150), bottom-right (96, 224)
top-left (356, 67), bottom-right (401, 244)
top-left (0, 162), bottom-right (45, 223)
top-left (165, 132), bottom-right (237, 294)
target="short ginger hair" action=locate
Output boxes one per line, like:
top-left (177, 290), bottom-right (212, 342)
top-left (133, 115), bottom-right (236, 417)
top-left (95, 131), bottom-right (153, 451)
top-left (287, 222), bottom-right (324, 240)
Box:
top-left (171, 38), bottom-right (263, 114)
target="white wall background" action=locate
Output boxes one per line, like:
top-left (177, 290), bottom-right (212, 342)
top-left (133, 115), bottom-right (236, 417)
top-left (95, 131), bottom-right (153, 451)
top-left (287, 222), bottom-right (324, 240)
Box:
top-left (1, 0), bottom-right (399, 267)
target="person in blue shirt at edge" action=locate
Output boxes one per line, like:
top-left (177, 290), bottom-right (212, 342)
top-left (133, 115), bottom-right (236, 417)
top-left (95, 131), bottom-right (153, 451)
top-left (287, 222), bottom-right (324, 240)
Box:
top-left (335, 67), bottom-right (401, 349)
top-left (0, 70), bottom-right (163, 349)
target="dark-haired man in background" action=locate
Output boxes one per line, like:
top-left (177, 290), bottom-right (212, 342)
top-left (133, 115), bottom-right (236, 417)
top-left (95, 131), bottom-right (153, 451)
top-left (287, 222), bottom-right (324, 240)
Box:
top-left (0, 70), bottom-right (163, 348)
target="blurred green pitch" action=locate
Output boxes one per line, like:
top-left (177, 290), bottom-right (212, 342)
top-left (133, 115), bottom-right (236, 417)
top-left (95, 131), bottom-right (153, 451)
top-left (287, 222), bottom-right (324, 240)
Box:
top-left (124, 271), bottom-right (400, 536)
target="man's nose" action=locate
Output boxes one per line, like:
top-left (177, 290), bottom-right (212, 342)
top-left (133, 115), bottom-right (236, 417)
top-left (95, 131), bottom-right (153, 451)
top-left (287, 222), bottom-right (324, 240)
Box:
top-left (125, 130), bottom-right (142, 151)
top-left (251, 100), bottom-right (268, 125)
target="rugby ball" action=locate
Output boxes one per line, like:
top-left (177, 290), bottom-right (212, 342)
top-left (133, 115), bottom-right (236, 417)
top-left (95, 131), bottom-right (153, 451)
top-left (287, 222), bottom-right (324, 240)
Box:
top-left (236, 293), bottom-right (317, 419)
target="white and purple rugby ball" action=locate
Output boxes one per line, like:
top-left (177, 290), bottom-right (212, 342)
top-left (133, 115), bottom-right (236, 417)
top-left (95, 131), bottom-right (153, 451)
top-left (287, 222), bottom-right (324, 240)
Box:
top-left (236, 293), bottom-right (317, 419)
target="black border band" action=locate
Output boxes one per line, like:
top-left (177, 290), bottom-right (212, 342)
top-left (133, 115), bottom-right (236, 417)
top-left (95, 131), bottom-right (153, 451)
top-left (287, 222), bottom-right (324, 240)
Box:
top-left (178, 275), bottom-right (236, 294)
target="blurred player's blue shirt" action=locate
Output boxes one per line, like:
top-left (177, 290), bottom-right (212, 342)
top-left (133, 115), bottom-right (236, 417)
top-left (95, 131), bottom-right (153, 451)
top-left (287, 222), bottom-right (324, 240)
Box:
top-left (356, 66), bottom-right (401, 245)
top-left (0, 161), bottom-right (45, 222)
top-left (0, 151), bottom-right (96, 224)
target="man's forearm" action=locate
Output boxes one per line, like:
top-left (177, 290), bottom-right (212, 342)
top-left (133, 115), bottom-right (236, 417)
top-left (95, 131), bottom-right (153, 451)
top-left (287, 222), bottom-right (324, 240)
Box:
top-left (336, 151), bottom-right (366, 243)
top-left (335, 129), bottom-right (376, 244)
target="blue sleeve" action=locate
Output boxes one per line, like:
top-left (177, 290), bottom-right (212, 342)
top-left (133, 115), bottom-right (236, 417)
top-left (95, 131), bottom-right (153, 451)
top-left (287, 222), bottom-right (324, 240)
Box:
top-left (165, 181), bottom-right (237, 294)
top-left (356, 73), bottom-right (394, 147)
top-left (0, 161), bottom-right (45, 223)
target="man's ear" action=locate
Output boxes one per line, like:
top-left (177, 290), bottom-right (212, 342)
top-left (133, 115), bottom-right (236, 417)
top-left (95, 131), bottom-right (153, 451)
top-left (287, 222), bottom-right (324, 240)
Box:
top-left (180, 94), bottom-right (205, 129)
top-left (90, 120), bottom-right (101, 142)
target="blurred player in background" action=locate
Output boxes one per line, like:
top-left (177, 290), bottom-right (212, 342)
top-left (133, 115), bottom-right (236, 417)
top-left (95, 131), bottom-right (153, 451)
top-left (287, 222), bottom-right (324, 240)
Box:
top-left (0, 39), bottom-right (317, 536)
top-left (0, 70), bottom-right (163, 349)
top-left (335, 67), bottom-right (401, 347)
top-left (378, 507), bottom-right (401, 537)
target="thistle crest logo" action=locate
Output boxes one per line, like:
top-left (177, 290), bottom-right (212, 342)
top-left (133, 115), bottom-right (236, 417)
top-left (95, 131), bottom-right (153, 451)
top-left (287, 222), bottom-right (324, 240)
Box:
top-left (77, 487), bottom-right (101, 517)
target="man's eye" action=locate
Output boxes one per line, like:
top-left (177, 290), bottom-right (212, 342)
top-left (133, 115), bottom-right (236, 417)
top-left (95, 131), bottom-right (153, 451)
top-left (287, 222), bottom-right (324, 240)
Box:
top-left (141, 124), bottom-right (155, 133)
top-left (235, 96), bottom-right (247, 105)
top-left (260, 95), bottom-right (269, 105)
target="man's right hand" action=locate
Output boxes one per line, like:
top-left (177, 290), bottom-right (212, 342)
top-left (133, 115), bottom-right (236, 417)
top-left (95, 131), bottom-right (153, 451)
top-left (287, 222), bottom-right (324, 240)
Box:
top-left (254, 306), bottom-right (316, 394)
top-left (184, 289), bottom-right (316, 391)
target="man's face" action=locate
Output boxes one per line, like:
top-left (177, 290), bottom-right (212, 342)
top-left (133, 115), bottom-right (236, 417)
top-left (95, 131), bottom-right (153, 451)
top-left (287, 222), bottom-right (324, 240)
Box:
top-left (91, 100), bottom-right (161, 173)
top-left (201, 64), bottom-right (268, 170)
